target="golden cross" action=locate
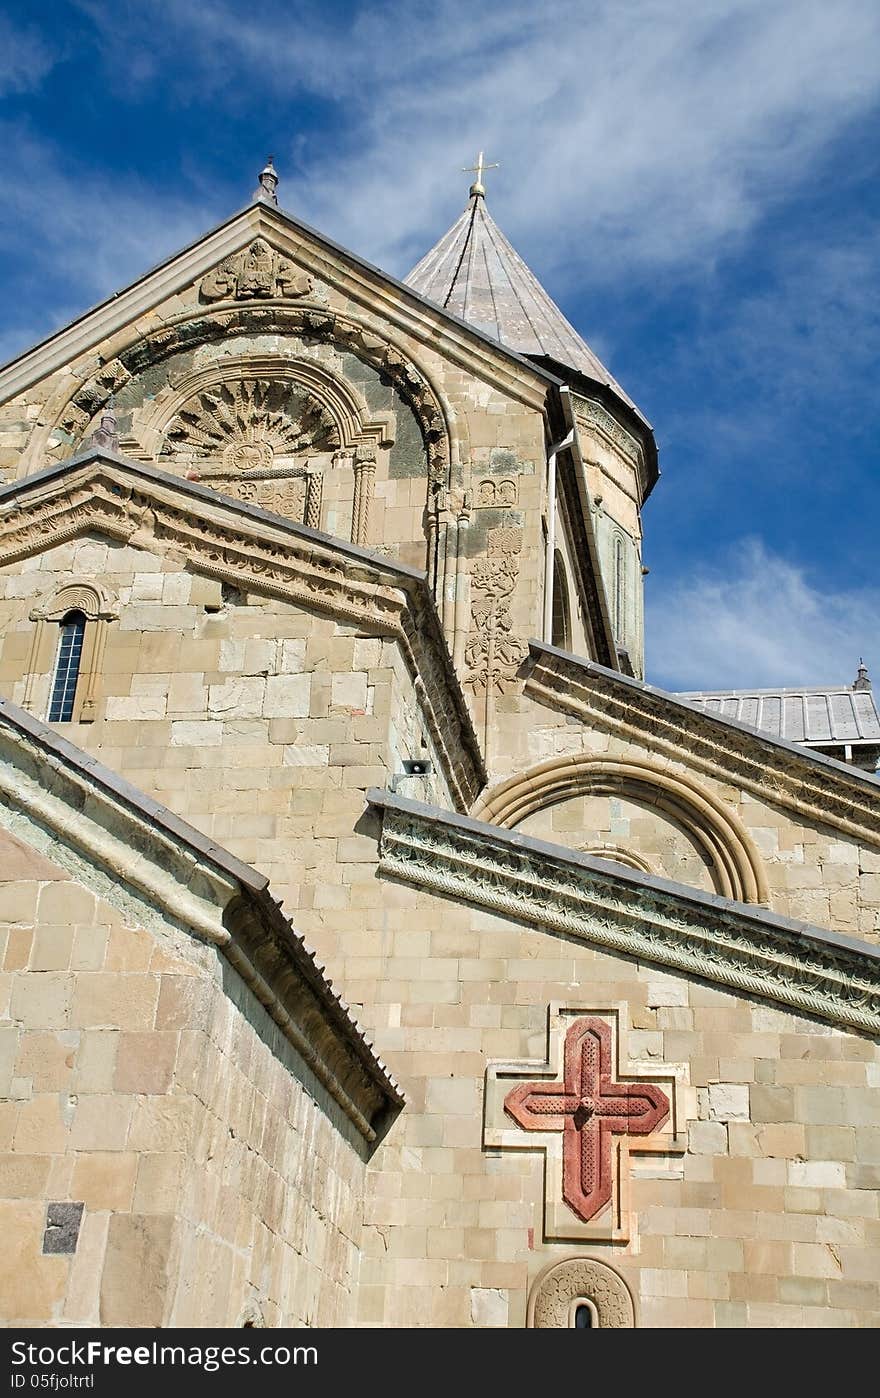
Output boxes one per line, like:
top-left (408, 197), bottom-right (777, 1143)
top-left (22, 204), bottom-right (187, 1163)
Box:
top-left (463, 150), bottom-right (499, 197)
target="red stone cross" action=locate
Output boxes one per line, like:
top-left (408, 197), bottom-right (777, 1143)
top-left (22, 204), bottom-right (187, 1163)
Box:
top-left (504, 1017), bottom-right (670, 1223)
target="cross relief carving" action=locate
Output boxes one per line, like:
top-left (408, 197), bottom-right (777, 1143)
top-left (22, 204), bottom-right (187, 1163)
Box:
top-left (484, 1008), bottom-right (685, 1242)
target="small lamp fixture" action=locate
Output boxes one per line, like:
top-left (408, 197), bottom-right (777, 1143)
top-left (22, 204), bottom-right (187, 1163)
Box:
top-left (389, 758), bottom-right (434, 794)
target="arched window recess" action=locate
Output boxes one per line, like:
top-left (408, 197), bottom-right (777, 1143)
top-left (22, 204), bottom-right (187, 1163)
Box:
top-left (24, 581), bottom-right (118, 724)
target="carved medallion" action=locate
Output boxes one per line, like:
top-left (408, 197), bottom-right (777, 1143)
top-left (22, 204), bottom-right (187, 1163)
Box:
top-left (528, 1257), bottom-right (635, 1328)
top-left (163, 379), bottom-right (339, 468)
top-left (199, 240), bottom-right (313, 302)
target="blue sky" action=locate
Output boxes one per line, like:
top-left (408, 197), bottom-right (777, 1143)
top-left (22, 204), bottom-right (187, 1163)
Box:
top-left (1, 0), bottom-right (878, 691)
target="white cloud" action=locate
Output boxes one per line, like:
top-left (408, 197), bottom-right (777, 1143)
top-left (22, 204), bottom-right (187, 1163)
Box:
top-left (78, 0), bottom-right (880, 281)
top-left (645, 539), bottom-right (880, 691)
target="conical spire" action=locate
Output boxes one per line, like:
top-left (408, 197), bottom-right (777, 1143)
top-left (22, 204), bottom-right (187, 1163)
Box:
top-left (405, 180), bottom-right (640, 415)
top-left (854, 659), bottom-right (872, 692)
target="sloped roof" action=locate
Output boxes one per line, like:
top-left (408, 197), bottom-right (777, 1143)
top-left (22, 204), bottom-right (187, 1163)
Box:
top-left (679, 685), bottom-right (880, 748)
top-left (405, 191), bottom-right (643, 419)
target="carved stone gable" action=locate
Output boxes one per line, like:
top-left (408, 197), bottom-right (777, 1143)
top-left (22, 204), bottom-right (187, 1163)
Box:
top-left (199, 240), bottom-right (313, 302)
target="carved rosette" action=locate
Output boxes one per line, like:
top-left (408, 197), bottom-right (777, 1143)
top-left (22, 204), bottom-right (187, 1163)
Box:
top-left (163, 379), bottom-right (339, 469)
top-left (464, 525), bottom-right (528, 693)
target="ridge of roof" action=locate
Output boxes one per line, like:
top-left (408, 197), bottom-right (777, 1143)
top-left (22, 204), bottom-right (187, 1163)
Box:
top-left (0, 199), bottom-right (563, 405)
top-left (0, 694), bottom-right (404, 1131)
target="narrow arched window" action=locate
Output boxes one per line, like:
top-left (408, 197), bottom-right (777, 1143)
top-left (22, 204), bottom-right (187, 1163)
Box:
top-left (574, 1304), bottom-right (594, 1328)
top-left (551, 550), bottom-right (572, 651)
top-left (614, 536), bottom-right (626, 644)
top-left (48, 611), bottom-right (86, 722)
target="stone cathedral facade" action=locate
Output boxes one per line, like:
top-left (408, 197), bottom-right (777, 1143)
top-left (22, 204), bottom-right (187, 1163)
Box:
top-left (0, 162), bottom-right (878, 1329)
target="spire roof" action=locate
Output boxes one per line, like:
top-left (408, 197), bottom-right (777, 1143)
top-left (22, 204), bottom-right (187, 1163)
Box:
top-left (405, 189), bottom-right (640, 415)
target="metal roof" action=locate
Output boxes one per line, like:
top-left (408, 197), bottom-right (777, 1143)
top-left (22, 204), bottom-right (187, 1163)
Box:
top-left (676, 684), bottom-right (880, 747)
top-left (405, 192), bottom-right (643, 418)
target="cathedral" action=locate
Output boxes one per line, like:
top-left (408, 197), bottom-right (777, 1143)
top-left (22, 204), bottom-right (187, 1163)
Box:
top-left (0, 158), bottom-right (878, 1330)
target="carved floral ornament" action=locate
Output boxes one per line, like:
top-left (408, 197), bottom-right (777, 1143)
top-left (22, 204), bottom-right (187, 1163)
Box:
top-left (464, 524), bottom-right (529, 694)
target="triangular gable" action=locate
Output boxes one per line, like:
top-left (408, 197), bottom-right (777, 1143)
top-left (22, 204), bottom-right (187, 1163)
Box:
top-left (0, 447), bottom-right (486, 811)
top-left (0, 199), bottom-right (558, 412)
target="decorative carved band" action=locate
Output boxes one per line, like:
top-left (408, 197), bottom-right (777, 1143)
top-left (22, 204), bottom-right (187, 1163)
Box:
top-left (525, 648), bottom-right (880, 851)
top-left (55, 304), bottom-right (451, 489)
top-left (371, 794), bottom-right (880, 1034)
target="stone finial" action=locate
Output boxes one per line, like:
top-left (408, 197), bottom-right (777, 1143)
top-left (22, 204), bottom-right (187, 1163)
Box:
top-left (853, 658), bottom-right (872, 692)
top-left (88, 398), bottom-right (120, 452)
top-left (253, 157), bottom-right (279, 206)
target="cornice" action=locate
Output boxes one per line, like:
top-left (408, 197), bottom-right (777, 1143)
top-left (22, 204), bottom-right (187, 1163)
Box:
top-left (0, 452), bottom-right (486, 811)
top-left (368, 789), bottom-right (880, 1036)
top-left (525, 643), bottom-right (880, 849)
top-left (0, 697), bottom-right (404, 1140)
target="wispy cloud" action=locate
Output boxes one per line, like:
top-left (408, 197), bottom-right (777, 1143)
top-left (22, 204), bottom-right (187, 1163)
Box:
top-left (0, 124), bottom-right (213, 364)
top-left (0, 15), bottom-right (56, 97)
top-left (77, 0), bottom-right (880, 280)
top-left (646, 539), bottom-right (880, 691)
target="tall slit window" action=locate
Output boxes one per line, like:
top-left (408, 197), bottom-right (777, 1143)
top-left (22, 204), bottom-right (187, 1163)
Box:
top-left (551, 551), bottom-right (572, 651)
top-left (48, 611), bottom-right (86, 722)
top-left (613, 536), bottom-right (626, 644)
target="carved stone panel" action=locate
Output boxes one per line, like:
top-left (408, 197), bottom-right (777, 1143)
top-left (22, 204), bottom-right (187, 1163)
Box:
top-left (162, 379), bottom-right (339, 469)
top-left (199, 240), bottom-right (313, 302)
top-left (528, 1257), bottom-right (635, 1328)
top-left (464, 524), bottom-right (528, 693)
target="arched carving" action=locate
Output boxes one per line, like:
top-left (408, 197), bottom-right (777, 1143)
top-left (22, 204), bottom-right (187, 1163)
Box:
top-left (53, 304), bottom-right (454, 490)
top-left (579, 843), bottom-right (656, 876)
top-left (528, 1257), bottom-right (635, 1328)
top-left (473, 754), bottom-right (769, 905)
top-left (30, 579), bottom-right (118, 623)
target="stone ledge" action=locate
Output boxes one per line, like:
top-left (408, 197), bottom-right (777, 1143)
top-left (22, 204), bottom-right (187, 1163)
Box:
top-left (368, 787), bottom-right (880, 1035)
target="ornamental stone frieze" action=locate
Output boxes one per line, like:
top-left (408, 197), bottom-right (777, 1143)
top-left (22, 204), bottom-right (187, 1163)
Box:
top-left (484, 1006), bottom-right (685, 1243)
top-left (369, 790), bottom-right (880, 1034)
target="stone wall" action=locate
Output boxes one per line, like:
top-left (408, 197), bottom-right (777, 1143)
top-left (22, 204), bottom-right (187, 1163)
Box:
top-left (0, 825), bottom-right (368, 1327)
top-left (0, 534), bottom-right (454, 909)
top-left (314, 835), bottom-right (880, 1328)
